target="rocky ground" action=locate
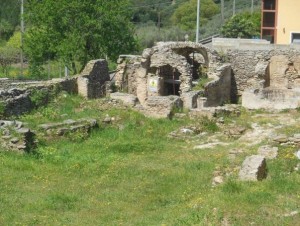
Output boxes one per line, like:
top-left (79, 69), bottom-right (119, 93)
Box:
top-left (169, 109), bottom-right (300, 186)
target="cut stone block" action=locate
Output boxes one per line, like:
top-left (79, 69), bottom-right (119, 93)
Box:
top-left (142, 95), bottom-right (183, 118)
top-left (239, 155), bottom-right (267, 181)
top-left (110, 92), bottom-right (138, 107)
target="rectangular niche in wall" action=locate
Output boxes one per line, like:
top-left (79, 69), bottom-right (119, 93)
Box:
top-left (291, 33), bottom-right (300, 44)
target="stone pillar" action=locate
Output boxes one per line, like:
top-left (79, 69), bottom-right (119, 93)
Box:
top-left (269, 55), bottom-right (289, 88)
top-left (197, 97), bottom-right (208, 109)
top-left (78, 59), bottom-right (110, 99)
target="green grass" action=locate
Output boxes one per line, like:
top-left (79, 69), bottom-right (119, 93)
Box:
top-left (0, 94), bottom-right (300, 225)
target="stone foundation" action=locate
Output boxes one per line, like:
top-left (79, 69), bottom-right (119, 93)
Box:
top-left (0, 59), bottom-right (110, 117)
top-left (113, 42), bottom-right (233, 115)
top-left (38, 118), bottom-right (98, 136)
top-left (242, 88), bottom-right (300, 110)
top-left (138, 96), bottom-right (183, 118)
top-left (0, 120), bottom-right (36, 153)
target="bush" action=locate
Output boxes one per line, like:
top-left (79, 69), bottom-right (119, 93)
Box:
top-left (29, 88), bottom-right (50, 107)
top-left (221, 11), bottom-right (261, 38)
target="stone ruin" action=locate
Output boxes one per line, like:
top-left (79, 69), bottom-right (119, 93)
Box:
top-left (77, 59), bottom-right (110, 99)
top-left (38, 118), bottom-right (98, 137)
top-left (1, 42), bottom-right (300, 120)
top-left (0, 59), bottom-right (110, 153)
top-left (113, 42), bottom-right (233, 118)
top-left (112, 42), bottom-right (300, 115)
top-left (1, 41), bottom-right (300, 152)
top-left (0, 59), bottom-right (110, 118)
top-left (242, 54), bottom-right (300, 109)
top-left (0, 120), bottom-right (35, 153)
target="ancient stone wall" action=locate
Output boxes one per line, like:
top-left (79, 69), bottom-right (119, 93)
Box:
top-left (114, 55), bottom-right (142, 96)
top-left (78, 59), bottom-right (110, 98)
top-left (0, 84), bottom-right (61, 117)
top-left (0, 76), bottom-right (78, 117)
top-left (226, 47), bottom-right (300, 110)
top-left (204, 64), bottom-right (232, 107)
top-left (227, 48), bottom-right (300, 95)
top-left (0, 59), bottom-right (109, 117)
top-left (114, 42), bottom-right (300, 112)
top-left (242, 88), bottom-right (300, 110)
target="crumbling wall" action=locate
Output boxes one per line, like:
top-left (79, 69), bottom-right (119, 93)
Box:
top-left (242, 88), bottom-right (300, 110)
top-left (78, 59), bottom-right (110, 98)
top-left (227, 48), bottom-right (300, 110)
top-left (227, 49), bottom-right (300, 94)
top-left (0, 59), bottom-right (109, 117)
top-left (0, 84), bottom-right (61, 117)
top-left (0, 120), bottom-right (36, 153)
top-left (204, 64), bottom-right (232, 107)
top-left (269, 55), bottom-right (300, 89)
top-left (114, 42), bottom-right (223, 107)
top-left (0, 77), bottom-right (78, 118)
top-left (114, 55), bottom-right (142, 95)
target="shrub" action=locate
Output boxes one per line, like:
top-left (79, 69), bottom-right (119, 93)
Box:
top-left (29, 88), bottom-right (50, 107)
top-left (221, 11), bottom-right (261, 38)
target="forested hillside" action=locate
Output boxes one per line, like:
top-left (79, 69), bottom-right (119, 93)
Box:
top-left (0, 0), bottom-right (260, 78)
top-left (130, 0), bottom-right (261, 47)
top-left (0, 0), bottom-right (260, 45)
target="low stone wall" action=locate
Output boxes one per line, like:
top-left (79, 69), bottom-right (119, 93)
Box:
top-left (0, 59), bottom-right (109, 118)
top-left (38, 118), bottom-right (98, 136)
top-left (0, 79), bottom-right (77, 117)
top-left (0, 88), bottom-right (32, 117)
top-left (242, 88), bottom-right (300, 110)
top-left (138, 96), bottom-right (183, 118)
top-left (0, 120), bottom-right (36, 153)
top-left (110, 92), bottom-right (138, 107)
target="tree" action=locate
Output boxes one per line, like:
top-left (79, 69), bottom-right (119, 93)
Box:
top-left (0, 0), bottom-right (20, 41)
top-left (130, 0), bottom-right (180, 27)
top-left (0, 20), bottom-right (14, 41)
top-left (0, 32), bottom-right (21, 76)
top-left (24, 0), bottom-right (137, 75)
top-left (171, 0), bottom-right (219, 31)
top-left (221, 11), bottom-right (261, 38)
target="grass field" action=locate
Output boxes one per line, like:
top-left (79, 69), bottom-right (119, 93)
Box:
top-left (0, 93), bottom-right (299, 225)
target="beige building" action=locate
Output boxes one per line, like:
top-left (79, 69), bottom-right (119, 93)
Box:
top-left (261, 0), bottom-right (300, 44)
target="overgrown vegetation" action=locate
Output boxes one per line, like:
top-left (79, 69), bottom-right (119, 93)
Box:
top-left (192, 77), bottom-right (213, 90)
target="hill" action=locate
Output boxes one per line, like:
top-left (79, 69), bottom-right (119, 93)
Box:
top-left (131, 0), bottom-right (261, 48)
top-left (0, 0), bottom-right (261, 46)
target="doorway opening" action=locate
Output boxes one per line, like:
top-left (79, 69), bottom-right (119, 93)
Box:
top-left (156, 65), bottom-right (181, 96)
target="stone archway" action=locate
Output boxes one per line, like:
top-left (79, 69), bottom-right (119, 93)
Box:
top-left (114, 42), bottom-right (227, 108)
top-left (146, 42), bottom-right (217, 96)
